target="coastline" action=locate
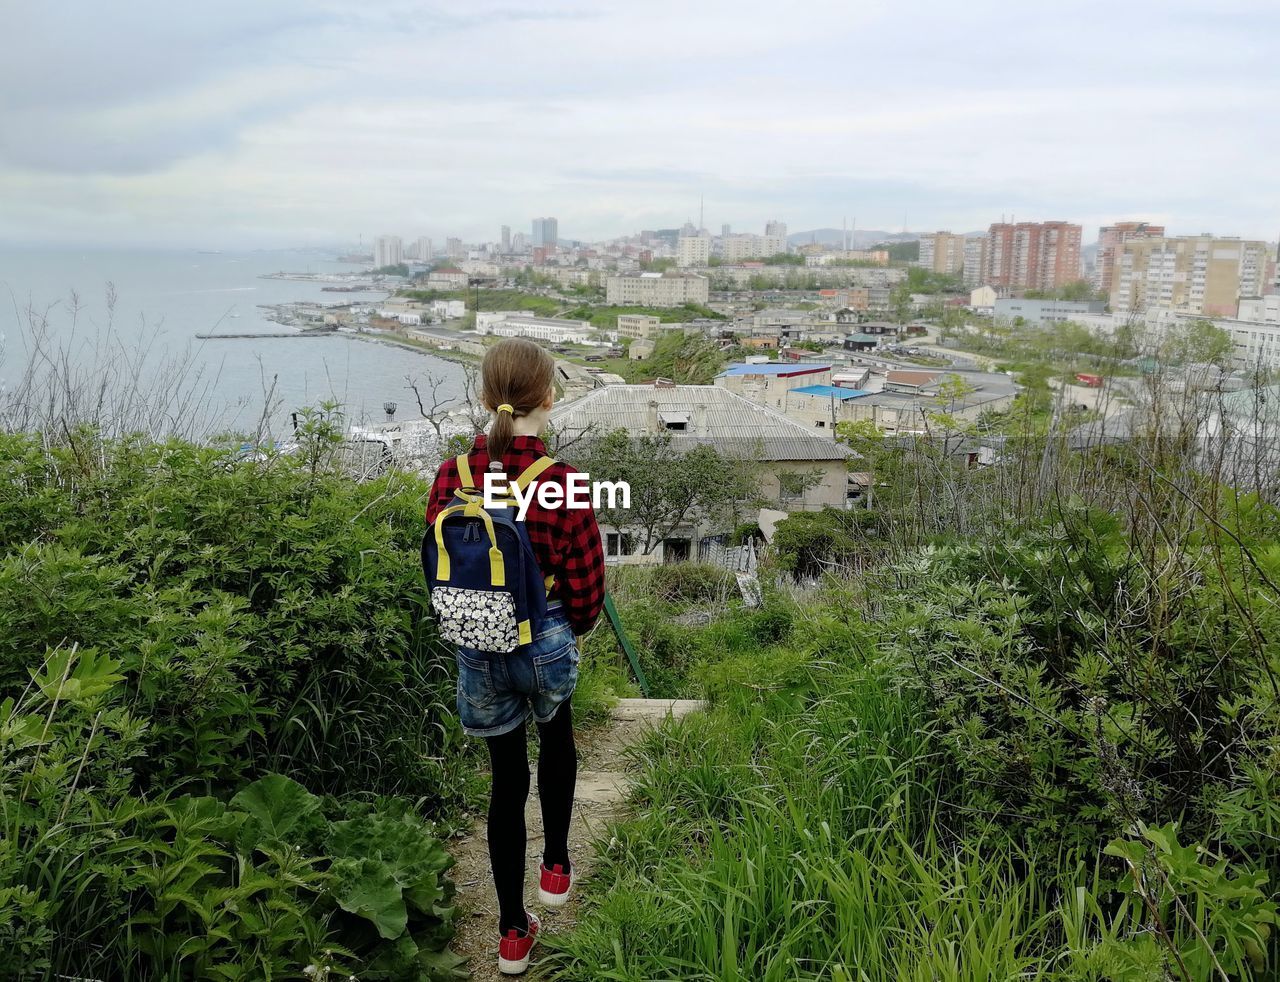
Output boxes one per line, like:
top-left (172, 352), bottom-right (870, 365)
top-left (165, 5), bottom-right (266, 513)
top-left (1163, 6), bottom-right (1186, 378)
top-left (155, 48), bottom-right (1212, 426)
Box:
top-left (346, 327), bottom-right (482, 367)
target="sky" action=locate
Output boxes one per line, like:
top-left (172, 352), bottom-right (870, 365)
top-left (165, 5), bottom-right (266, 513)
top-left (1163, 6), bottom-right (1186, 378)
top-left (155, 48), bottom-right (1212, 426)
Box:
top-left (2, 0), bottom-right (1278, 250)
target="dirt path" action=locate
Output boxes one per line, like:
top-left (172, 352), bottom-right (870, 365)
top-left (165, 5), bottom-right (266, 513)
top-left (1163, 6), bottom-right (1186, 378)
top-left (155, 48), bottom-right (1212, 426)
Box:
top-left (446, 698), bottom-right (704, 980)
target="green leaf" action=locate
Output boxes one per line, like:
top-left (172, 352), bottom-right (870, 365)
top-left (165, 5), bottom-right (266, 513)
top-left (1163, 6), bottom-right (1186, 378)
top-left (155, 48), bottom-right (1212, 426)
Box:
top-left (230, 773), bottom-right (322, 851)
top-left (330, 857), bottom-right (408, 939)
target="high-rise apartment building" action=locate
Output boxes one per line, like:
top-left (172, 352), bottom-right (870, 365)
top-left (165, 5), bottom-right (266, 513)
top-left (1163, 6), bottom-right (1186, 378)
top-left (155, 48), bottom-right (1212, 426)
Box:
top-left (918, 232), bottom-right (966, 275)
top-left (764, 220), bottom-right (788, 256)
top-left (531, 217), bottom-right (559, 248)
top-left (676, 232), bottom-right (711, 267)
top-left (983, 221), bottom-right (1082, 291)
top-left (500, 225), bottom-right (511, 252)
top-left (1095, 222), bottom-right (1165, 293)
top-left (722, 228), bottom-right (792, 262)
top-left (414, 237), bottom-right (432, 261)
top-left (1111, 235), bottom-right (1269, 317)
top-left (962, 237), bottom-right (988, 287)
top-left (721, 234), bottom-right (762, 263)
top-left (446, 237), bottom-right (464, 259)
top-left (374, 235), bottom-right (403, 269)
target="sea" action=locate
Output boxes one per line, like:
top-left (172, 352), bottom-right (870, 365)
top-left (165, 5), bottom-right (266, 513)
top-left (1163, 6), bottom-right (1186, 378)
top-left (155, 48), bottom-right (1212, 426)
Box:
top-left (0, 247), bottom-right (468, 438)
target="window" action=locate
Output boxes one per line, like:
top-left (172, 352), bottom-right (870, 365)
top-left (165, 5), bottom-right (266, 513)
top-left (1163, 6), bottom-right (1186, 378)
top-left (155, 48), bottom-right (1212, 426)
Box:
top-left (816, 420), bottom-right (826, 427)
top-left (659, 411), bottom-right (690, 431)
top-left (606, 532), bottom-right (634, 557)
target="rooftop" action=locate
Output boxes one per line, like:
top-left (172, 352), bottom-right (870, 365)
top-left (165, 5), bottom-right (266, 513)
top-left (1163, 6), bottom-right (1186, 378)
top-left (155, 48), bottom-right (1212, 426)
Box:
top-left (886, 369), bottom-right (943, 387)
top-left (790, 385), bottom-right (870, 401)
top-left (615, 270), bottom-right (707, 280)
top-left (550, 384), bottom-right (853, 461)
top-left (717, 362), bottom-right (832, 377)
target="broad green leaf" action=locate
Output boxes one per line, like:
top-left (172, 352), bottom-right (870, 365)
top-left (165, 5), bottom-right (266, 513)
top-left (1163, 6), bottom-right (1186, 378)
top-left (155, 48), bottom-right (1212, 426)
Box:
top-left (331, 856), bottom-right (407, 939)
top-left (230, 773), bottom-right (322, 850)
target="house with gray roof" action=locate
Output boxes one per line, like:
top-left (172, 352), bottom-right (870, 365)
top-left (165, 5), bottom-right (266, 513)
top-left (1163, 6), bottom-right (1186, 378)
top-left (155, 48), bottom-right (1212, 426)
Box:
top-left (549, 382), bottom-right (856, 563)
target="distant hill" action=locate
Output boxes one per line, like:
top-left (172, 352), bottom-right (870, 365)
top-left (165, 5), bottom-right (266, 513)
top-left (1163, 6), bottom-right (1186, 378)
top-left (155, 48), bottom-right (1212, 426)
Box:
top-left (787, 228), bottom-right (918, 248)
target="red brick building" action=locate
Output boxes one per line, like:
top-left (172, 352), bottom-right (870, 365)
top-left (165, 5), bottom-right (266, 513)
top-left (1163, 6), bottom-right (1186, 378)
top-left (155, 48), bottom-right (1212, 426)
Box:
top-left (983, 221), bottom-right (1082, 291)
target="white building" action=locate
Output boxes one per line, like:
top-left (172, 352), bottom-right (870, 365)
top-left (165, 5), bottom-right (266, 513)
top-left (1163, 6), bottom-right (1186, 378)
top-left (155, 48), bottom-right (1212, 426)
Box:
top-left (617, 314), bottom-right (662, 339)
top-left (426, 268), bottom-right (468, 289)
top-left (969, 285), bottom-right (997, 312)
top-left (475, 311), bottom-right (592, 344)
top-left (1237, 295), bottom-right (1280, 324)
top-left (374, 235), bottom-right (403, 269)
top-left (413, 237), bottom-right (433, 261)
top-left (431, 299), bottom-right (466, 320)
top-left (963, 237), bottom-right (987, 287)
top-left (606, 271), bottom-right (710, 307)
top-left (677, 233), bottom-right (711, 267)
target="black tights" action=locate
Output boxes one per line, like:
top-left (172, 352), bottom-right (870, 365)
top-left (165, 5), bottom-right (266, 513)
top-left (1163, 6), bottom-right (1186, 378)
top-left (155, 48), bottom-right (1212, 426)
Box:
top-left (484, 699), bottom-right (577, 935)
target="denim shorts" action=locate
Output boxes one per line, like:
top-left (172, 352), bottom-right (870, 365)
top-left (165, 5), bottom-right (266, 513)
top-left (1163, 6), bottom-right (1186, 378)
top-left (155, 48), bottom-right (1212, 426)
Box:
top-left (453, 603), bottom-right (579, 737)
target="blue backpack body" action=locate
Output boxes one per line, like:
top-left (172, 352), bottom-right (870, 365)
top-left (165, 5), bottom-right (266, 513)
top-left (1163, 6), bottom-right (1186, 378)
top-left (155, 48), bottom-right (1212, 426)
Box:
top-left (422, 453), bottom-right (555, 653)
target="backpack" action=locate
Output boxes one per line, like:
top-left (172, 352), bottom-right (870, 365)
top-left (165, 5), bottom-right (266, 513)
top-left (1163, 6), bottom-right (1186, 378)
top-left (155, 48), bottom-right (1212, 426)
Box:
top-left (422, 453), bottom-right (556, 653)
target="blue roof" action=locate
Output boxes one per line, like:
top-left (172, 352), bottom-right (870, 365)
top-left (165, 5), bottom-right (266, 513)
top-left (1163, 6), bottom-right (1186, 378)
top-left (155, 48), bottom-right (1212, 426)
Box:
top-left (791, 385), bottom-right (869, 400)
top-left (718, 362), bottom-right (832, 377)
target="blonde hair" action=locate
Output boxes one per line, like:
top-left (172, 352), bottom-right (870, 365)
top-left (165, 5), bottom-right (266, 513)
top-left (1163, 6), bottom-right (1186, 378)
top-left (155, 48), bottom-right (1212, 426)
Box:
top-left (480, 338), bottom-right (556, 462)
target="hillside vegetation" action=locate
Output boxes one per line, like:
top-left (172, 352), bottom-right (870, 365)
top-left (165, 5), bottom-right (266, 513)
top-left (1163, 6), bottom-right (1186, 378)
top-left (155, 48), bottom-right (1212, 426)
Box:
top-left (2, 381), bottom-right (1278, 979)
top-left (551, 411), bottom-right (1280, 979)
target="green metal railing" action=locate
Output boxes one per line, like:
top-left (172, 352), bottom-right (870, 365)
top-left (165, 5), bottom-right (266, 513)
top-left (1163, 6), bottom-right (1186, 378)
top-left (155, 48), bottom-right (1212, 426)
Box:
top-left (603, 592), bottom-right (649, 696)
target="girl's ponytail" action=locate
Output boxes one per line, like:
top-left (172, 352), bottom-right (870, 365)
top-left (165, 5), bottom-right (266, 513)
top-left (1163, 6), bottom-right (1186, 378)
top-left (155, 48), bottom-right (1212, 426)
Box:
top-left (487, 403), bottom-right (517, 464)
top-left (480, 338), bottom-right (557, 466)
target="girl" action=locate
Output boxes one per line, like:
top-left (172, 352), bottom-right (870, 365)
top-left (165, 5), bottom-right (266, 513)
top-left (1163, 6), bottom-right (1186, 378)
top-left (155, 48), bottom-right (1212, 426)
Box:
top-left (425, 337), bottom-right (605, 975)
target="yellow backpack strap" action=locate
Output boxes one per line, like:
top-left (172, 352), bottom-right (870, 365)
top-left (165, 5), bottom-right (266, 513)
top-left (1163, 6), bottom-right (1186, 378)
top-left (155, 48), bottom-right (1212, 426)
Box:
top-left (455, 453), bottom-right (475, 490)
top-left (432, 503), bottom-right (505, 586)
top-left (513, 455), bottom-right (556, 491)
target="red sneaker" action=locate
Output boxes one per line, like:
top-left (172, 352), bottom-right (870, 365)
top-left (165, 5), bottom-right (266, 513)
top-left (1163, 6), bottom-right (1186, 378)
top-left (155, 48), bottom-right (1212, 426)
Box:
top-left (497, 911), bottom-right (540, 975)
top-left (538, 862), bottom-right (573, 907)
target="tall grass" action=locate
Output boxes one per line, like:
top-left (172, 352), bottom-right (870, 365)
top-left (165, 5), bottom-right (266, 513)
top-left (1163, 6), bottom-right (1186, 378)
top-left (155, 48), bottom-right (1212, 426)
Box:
top-left (545, 638), bottom-right (1104, 980)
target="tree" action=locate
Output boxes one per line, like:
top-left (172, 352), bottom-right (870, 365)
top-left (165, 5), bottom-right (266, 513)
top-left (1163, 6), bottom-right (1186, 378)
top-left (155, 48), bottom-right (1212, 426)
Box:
top-left (775, 466), bottom-right (827, 508)
top-left (890, 281), bottom-right (913, 327)
top-left (1163, 319), bottom-right (1234, 368)
top-left (644, 332), bottom-right (727, 384)
top-left (923, 374), bottom-right (979, 458)
top-left (879, 241), bottom-right (919, 263)
top-left (572, 430), bottom-right (760, 554)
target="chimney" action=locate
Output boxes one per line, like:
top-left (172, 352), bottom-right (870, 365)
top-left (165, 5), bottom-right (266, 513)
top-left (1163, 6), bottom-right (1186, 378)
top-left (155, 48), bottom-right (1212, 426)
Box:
top-left (647, 400), bottom-right (659, 433)
top-left (694, 403), bottom-right (707, 434)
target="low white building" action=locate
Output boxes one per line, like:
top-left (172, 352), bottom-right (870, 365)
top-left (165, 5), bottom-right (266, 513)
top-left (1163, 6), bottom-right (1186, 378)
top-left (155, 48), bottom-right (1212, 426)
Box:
top-left (969, 285), bottom-right (997, 311)
top-left (431, 299), bottom-right (466, 320)
top-left (475, 311), bottom-right (592, 344)
top-left (1238, 295), bottom-right (1280, 324)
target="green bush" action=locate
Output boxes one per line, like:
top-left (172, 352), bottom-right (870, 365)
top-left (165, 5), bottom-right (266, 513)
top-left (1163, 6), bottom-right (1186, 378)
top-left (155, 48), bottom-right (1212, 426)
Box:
top-left (0, 424), bottom-right (473, 978)
top-left (0, 429), bottom-right (468, 806)
top-left (1, 645), bottom-right (465, 979)
top-left (877, 501), bottom-right (1280, 865)
top-left (771, 507), bottom-right (877, 578)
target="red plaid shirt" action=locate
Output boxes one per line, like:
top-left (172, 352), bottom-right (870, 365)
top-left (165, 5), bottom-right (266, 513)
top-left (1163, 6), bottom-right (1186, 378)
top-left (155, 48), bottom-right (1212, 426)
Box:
top-left (426, 434), bottom-right (605, 636)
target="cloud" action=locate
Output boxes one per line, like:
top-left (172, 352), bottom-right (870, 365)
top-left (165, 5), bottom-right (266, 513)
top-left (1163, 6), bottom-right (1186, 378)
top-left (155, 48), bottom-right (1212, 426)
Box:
top-left (1, 0), bottom-right (1278, 246)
